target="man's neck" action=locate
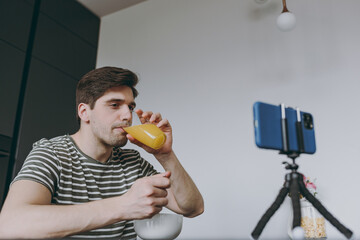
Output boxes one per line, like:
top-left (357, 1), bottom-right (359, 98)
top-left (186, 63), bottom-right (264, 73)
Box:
top-left (71, 129), bottom-right (112, 163)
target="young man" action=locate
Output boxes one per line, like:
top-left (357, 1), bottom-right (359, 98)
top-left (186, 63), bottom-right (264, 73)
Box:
top-left (0, 67), bottom-right (204, 239)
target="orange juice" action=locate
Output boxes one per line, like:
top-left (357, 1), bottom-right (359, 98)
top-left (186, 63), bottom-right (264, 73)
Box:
top-left (124, 124), bottom-right (166, 149)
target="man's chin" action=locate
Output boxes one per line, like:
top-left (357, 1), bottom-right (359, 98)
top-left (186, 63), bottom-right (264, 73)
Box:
top-left (110, 138), bottom-right (128, 148)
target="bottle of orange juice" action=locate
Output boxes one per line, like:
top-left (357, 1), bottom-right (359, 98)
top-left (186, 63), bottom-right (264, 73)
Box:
top-left (124, 123), bottom-right (166, 149)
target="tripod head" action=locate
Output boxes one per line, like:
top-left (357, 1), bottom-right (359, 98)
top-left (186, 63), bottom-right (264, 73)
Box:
top-left (280, 151), bottom-right (300, 172)
top-left (282, 160), bottom-right (299, 172)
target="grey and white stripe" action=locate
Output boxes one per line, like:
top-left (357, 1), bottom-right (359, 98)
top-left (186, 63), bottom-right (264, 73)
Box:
top-left (13, 135), bottom-right (157, 239)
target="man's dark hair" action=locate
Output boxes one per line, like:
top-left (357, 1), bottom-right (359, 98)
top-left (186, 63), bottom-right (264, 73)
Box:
top-left (76, 66), bottom-right (139, 124)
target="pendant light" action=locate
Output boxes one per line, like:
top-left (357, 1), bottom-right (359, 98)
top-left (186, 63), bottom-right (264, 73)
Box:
top-left (276, 0), bottom-right (296, 31)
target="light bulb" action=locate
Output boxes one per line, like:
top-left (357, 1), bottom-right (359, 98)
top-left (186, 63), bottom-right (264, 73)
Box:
top-left (277, 11), bottom-right (296, 31)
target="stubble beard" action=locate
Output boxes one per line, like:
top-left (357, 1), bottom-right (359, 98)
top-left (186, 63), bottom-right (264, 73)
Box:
top-left (106, 133), bottom-right (128, 147)
top-left (92, 124), bottom-right (128, 148)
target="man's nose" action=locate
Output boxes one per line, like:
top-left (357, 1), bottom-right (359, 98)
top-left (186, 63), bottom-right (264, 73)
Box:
top-left (119, 106), bottom-right (133, 121)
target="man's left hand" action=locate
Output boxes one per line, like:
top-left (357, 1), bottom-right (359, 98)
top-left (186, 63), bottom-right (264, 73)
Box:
top-left (126, 109), bottom-right (173, 155)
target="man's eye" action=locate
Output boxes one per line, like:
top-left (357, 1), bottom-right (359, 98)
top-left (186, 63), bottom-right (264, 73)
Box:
top-left (110, 103), bottom-right (118, 108)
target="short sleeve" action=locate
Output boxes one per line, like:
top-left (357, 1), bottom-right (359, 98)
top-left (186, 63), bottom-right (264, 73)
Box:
top-left (12, 140), bottom-right (61, 195)
top-left (139, 157), bottom-right (158, 178)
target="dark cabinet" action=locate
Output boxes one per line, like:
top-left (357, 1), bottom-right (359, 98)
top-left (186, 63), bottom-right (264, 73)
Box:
top-left (40, 0), bottom-right (99, 47)
top-left (0, 0), bottom-right (99, 207)
top-left (0, 0), bottom-right (33, 137)
top-left (0, 0), bottom-right (33, 51)
top-left (14, 59), bottom-right (79, 174)
top-left (32, 13), bottom-right (97, 80)
top-left (0, 134), bottom-right (11, 204)
top-left (0, 42), bottom-right (25, 137)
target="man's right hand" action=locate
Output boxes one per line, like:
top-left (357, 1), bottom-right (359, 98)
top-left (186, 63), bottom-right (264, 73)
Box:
top-left (0, 172), bottom-right (172, 239)
top-left (120, 172), bottom-right (171, 220)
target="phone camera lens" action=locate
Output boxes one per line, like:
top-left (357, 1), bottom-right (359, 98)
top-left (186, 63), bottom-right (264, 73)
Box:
top-left (303, 113), bottom-right (313, 130)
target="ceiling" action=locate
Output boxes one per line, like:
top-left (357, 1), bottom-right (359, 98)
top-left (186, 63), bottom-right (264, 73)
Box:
top-left (77, 0), bottom-right (147, 17)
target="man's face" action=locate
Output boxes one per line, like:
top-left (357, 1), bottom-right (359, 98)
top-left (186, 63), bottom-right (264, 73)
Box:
top-left (87, 86), bottom-right (136, 148)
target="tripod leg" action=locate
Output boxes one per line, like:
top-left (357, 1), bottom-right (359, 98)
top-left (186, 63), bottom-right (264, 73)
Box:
top-left (298, 176), bottom-right (353, 239)
top-left (251, 186), bottom-right (289, 240)
top-left (289, 173), bottom-right (301, 229)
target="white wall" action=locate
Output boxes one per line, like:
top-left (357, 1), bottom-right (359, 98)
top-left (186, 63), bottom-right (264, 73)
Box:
top-left (97, 0), bottom-right (360, 239)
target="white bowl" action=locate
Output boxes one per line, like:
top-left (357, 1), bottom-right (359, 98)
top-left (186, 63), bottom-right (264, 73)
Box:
top-left (134, 213), bottom-right (183, 240)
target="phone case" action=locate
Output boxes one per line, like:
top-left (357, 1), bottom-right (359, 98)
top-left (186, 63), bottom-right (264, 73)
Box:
top-left (253, 101), bottom-right (316, 154)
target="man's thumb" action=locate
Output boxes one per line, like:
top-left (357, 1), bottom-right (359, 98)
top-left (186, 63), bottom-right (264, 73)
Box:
top-left (162, 171), bottom-right (171, 178)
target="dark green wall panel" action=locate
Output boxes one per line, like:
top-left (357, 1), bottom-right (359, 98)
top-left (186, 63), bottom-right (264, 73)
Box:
top-left (14, 58), bottom-right (79, 173)
top-left (32, 13), bottom-right (98, 80)
top-left (0, 0), bottom-right (33, 51)
top-left (0, 0), bottom-right (100, 206)
top-left (40, 0), bottom-right (99, 47)
top-left (0, 41), bottom-right (25, 137)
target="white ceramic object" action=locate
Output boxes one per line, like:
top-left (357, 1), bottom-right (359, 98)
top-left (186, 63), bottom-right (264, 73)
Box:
top-left (292, 226), bottom-right (305, 240)
top-left (276, 12), bottom-right (296, 31)
top-left (134, 213), bottom-right (183, 240)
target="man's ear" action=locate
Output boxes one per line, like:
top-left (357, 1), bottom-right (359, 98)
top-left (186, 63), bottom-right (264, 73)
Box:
top-left (78, 103), bottom-right (90, 123)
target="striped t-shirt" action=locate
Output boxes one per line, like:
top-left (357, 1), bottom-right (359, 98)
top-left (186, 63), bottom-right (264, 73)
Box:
top-left (13, 134), bottom-right (158, 239)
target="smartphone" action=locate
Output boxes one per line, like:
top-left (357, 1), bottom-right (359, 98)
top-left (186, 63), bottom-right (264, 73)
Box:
top-left (253, 101), bottom-right (316, 154)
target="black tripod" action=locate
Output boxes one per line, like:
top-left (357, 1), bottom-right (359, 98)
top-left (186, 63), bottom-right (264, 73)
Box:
top-left (251, 105), bottom-right (353, 239)
top-left (251, 153), bottom-right (353, 239)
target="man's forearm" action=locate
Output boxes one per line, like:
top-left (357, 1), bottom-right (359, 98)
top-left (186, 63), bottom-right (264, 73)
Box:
top-left (0, 196), bottom-right (124, 239)
top-left (155, 151), bottom-right (204, 217)
top-left (0, 173), bottom-right (174, 239)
